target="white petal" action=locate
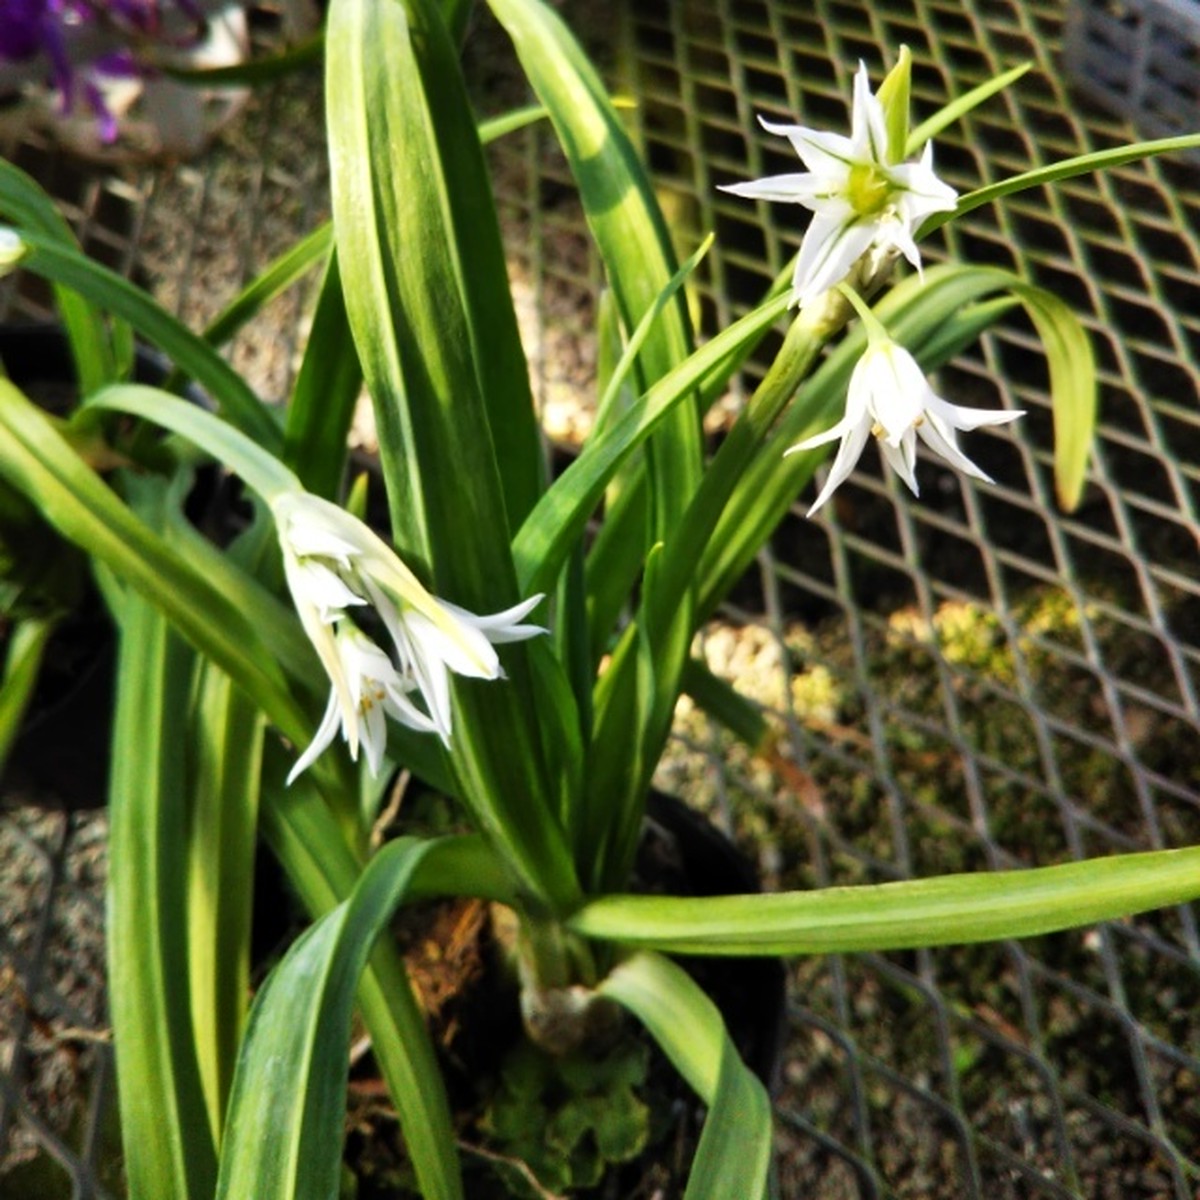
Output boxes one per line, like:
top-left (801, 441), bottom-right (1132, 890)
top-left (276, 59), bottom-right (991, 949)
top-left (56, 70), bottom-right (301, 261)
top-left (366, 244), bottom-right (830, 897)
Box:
top-left (852, 342), bottom-right (926, 442)
top-left (850, 62), bottom-right (888, 163)
top-left (759, 115), bottom-right (858, 175)
top-left (287, 689), bottom-right (343, 784)
top-left (439, 594), bottom-right (547, 644)
top-left (405, 607), bottom-right (499, 681)
top-left (358, 692), bottom-right (390, 778)
top-left (924, 393), bottom-right (1026, 432)
top-left (382, 685), bottom-right (442, 737)
top-left (875, 213), bottom-right (925, 276)
top-left (793, 215), bottom-right (875, 305)
top-left (805, 413), bottom-right (873, 516)
top-left (787, 417), bottom-right (854, 453)
top-left (290, 559), bottom-right (366, 619)
top-left (890, 155), bottom-right (958, 214)
top-left (879, 429), bottom-right (921, 494)
top-left (718, 172), bottom-right (827, 205)
top-left (916, 415), bottom-right (994, 481)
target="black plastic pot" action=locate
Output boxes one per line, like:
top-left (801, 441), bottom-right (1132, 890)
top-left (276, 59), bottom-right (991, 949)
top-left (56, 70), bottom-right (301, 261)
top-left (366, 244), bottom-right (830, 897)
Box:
top-left (641, 790), bottom-right (788, 1094)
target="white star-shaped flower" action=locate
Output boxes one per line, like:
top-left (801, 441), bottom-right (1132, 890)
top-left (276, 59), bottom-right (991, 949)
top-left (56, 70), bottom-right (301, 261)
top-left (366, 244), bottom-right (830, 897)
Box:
top-left (789, 333), bottom-right (1024, 516)
top-left (719, 62), bottom-right (958, 307)
top-left (287, 625), bottom-right (439, 784)
top-left (272, 491), bottom-right (546, 777)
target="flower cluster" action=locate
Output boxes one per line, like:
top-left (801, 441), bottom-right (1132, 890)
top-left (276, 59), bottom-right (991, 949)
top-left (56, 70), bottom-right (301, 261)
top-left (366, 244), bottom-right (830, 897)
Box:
top-left (273, 492), bottom-right (545, 782)
top-left (722, 54), bottom-right (1024, 512)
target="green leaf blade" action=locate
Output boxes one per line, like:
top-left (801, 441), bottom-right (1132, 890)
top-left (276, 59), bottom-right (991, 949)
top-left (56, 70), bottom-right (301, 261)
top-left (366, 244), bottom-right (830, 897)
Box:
top-left (108, 579), bottom-right (216, 1200)
top-left (570, 846), bottom-right (1200, 955)
top-left (327, 0), bottom-right (579, 909)
top-left (600, 952), bottom-right (771, 1200)
top-left (217, 834), bottom-right (511, 1200)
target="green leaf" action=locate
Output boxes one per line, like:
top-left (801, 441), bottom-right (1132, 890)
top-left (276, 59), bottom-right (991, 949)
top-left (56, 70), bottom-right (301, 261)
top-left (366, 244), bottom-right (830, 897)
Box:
top-left (327, 0), bottom-right (578, 909)
top-left (486, 0), bottom-right (702, 540)
top-left (11, 233), bottom-right (280, 449)
top-left (162, 31), bottom-right (324, 85)
top-left (1002, 279), bottom-right (1095, 510)
top-left (217, 834), bottom-right (512, 1200)
top-left (187, 659), bottom-right (264, 1145)
top-left (0, 160), bottom-right (115, 392)
top-left (0, 380), bottom-right (311, 756)
top-left (0, 615), bottom-right (56, 772)
top-left (328, 0), bottom-right (543, 551)
top-left (570, 845), bottom-right (1200, 954)
top-left (924, 133), bottom-right (1200, 235)
top-left (83, 384), bottom-right (299, 500)
top-left (905, 62), bottom-right (1032, 157)
top-left (283, 251), bottom-right (362, 499)
top-left (681, 657), bottom-right (768, 751)
top-left (108, 563), bottom-right (216, 1200)
top-left (512, 293), bottom-right (790, 598)
top-left (197, 224), bottom-right (333, 359)
top-left (599, 952), bottom-right (771, 1199)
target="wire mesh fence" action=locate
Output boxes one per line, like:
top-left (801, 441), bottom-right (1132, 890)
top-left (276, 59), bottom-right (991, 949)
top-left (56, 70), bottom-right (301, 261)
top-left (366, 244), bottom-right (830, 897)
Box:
top-left (2, 0), bottom-right (1199, 1195)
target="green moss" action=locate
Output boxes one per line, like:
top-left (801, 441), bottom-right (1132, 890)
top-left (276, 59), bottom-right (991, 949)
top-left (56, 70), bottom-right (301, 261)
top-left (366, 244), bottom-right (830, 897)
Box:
top-left (480, 1036), bottom-right (651, 1196)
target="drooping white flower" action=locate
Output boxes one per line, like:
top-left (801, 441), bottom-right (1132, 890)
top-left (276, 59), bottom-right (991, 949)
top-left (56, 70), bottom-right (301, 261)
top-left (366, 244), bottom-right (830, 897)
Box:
top-left (286, 625), bottom-right (440, 784)
top-left (272, 491), bottom-right (547, 776)
top-left (364, 580), bottom-right (547, 745)
top-left (789, 331), bottom-right (1024, 516)
top-left (719, 62), bottom-right (957, 307)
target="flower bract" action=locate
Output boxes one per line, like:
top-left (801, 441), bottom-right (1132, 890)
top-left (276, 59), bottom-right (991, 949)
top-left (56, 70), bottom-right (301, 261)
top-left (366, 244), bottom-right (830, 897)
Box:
top-left (789, 336), bottom-right (1024, 515)
top-left (719, 61), bottom-right (958, 307)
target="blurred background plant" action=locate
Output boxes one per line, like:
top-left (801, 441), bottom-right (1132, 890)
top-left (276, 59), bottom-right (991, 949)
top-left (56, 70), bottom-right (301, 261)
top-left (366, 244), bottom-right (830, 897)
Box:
top-left (0, 0), bottom-right (318, 160)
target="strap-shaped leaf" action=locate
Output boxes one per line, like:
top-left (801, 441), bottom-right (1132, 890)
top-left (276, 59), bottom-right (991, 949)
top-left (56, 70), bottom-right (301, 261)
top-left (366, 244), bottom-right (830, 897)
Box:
top-left (599, 952), bottom-right (771, 1200)
top-left (1002, 279), bottom-right (1095, 510)
top-left (487, 0), bottom-right (702, 541)
top-left (512, 294), bottom-right (790, 597)
top-left (0, 380), bottom-right (308, 752)
top-left (488, 0), bottom-right (708, 883)
top-left (327, 0), bottom-right (542, 555)
top-left (283, 251), bottom-right (362, 499)
top-left (0, 159), bottom-right (115, 392)
top-left (923, 133), bottom-right (1200, 235)
top-left (327, 0), bottom-right (579, 908)
top-left (108, 548), bottom-right (216, 1200)
top-left (187, 658), bottom-right (264, 1143)
top-left (0, 616), bottom-right (55, 771)
top-left (570, 845), bottom-right (1200, 954)
top-left (216, 834), bottom-right (511, 1200)
top-left (10, 232), bottom-right (280, 448)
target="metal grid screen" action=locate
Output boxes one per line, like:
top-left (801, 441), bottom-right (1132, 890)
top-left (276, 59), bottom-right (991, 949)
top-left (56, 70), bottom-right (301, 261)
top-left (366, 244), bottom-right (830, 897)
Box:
top-left (599, 0), bottom-right (1200, 1195)
top-left (3, 0), bottom-right (1200, 1196)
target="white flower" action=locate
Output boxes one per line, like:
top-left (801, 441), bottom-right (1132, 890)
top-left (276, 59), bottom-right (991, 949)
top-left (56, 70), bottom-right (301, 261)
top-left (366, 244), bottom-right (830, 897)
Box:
top-left (273, 491), bottom-right (547, 777)
top-left (0, 228), bottom-right (26, 275)
top-left (364, 580), bottom-right (547, 745)
top-left (719, 62), bottom-right (957, 307)
top-left (286, 626), bottom-right (438, 784)
top-left (789, 336), bottom-right (1024, 516)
